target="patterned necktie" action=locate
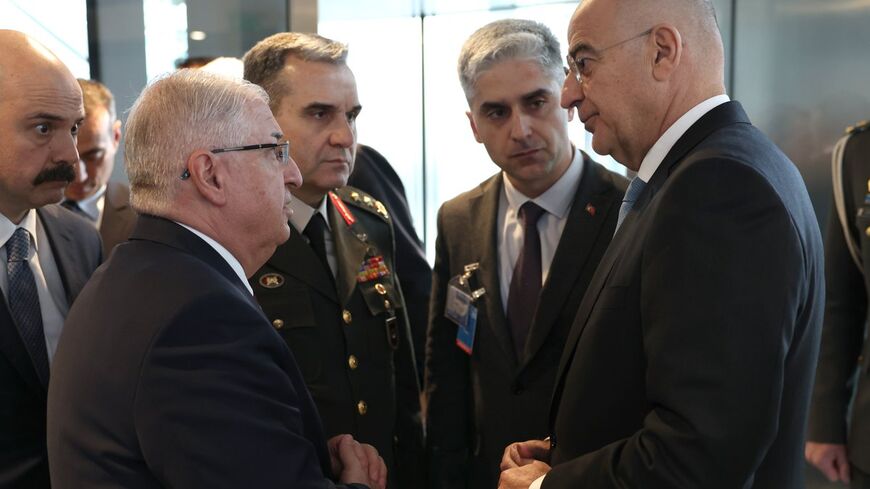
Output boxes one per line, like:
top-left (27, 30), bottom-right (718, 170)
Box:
top-left (304, 213), bottom-right (332, 277)
top-left (615, 176), bottom-right (647, 233)
top-left (5, 228), bottom-right (50, 385)
top-left (506, 201), bottom-right (546, 359)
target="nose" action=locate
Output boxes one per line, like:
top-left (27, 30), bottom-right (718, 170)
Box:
top-left (76, 158), bottom-right (88, 183)
top-left (283, 155), bottom-right (303, 189)
top-left (57, 130), bottom-right (81, 169)
top-left (561, 75), bottom-right (585, 112)
top-left (328, 118), bottom-right (356, 149)
top-left (509, 112), bottom-right (533, 141)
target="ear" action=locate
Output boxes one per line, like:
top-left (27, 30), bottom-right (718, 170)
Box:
top-left (466, 111), bottom-right (483, 144)
top-left (111, 119), bottom-right (122, 148)
top-left (651, 24), bottom-right (682, 82)
top-left (186, 150), bottom-right (228, 206)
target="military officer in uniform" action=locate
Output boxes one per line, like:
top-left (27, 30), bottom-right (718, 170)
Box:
top-left (243, 33), bottom-right (425, 488)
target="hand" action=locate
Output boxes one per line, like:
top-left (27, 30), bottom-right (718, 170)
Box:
top-left (805, 441), bottom-right (850, 483)
top-left (328, 434), bottom-right (387, 489)
top-left (498, 461), bottom-right (551, 489)
top-left (501, 439), bottom-right (551, 470)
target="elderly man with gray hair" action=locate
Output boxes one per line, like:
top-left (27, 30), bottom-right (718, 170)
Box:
top-left (425, 18), bottom-right (626, 489)
top-left (46, 69), bottom-right (387, 489)
top-left (244, 33), bottom-right (425, 489)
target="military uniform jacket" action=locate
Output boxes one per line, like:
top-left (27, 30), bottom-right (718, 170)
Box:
top-left (252, 186), bottom-right (424, 488)
top-left (809, 121), bottom-right (870, 473)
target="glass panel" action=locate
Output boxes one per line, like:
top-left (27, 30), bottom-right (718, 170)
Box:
top-left (319, 18), bottom-right (426, 243)
top-left (0, 0), bottom-right (90, 78)
top-left (143, 0), bottom-right (189, 80)
top-left (734, 0), bottom-right (870, 226)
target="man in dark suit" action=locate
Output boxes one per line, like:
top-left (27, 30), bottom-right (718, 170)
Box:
top-left (47, 69), bottom-right (385, 488)
top-left (244, 33), bottom-right (424, 488)
top-left (64, 79), bottom-right (137, 256)
top-left (499, 1), bottom-right (824, 488)
top-left (0, 30), bottom-right (102, 488)
top-left (425, 19), bottom-right (626, 489)
top-left (806, 121), bottom-right (870, 487)
top-left (349, 144), bottom-right (431, 382)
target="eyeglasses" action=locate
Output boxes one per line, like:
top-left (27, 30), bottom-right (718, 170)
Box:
top-left (566, 28), bottom-right (653, 85)
top-left (180, 141), bottom-right (290, 180)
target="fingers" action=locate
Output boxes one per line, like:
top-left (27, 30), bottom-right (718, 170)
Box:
top-left (501, 439), bottom-right (551, 471)
top-left (359, 443), bottom-right (386, 488)
top-left (805, 442), bottom-right (850, 482)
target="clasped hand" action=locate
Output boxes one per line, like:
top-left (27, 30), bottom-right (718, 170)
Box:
top-left (498, 439), bottom-right (552, 489)
top-left (328, 434), bottom-right (387, 489)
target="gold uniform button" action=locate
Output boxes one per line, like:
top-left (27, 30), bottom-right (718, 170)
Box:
top-left (348, 355), bottom-right (359, 370)
top-left (272, 319), bottom-right (284, 330)
top-left (357, 400), bottom-right (368, 415)
top-left (383, 299), bottom-right (391, 309)
top-left (342, 310), bottom-right (353, 324)
top-left (865, 226), bottom-right (870, 238)
top-left (375, 283), bottom-right (387, 295)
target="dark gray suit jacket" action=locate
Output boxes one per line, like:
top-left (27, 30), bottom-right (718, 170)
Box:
top-left (545, 102), bottom-right (824, 489)
top-left (99, 181), bottom-right (137, 257)
top-left (425, 154), bottom-right (627, 489)
top-left (48, 215), bottom-right (365, 489)
top-left (0, 205), bottom-right (101, 488)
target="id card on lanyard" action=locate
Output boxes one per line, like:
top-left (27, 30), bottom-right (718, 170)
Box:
top-left (444, 263), bottom-right (485, 355)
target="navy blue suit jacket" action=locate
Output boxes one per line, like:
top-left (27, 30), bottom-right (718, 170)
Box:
top-left (0, 205), bottom-right (101, 488)
top-left (546, 102), bottom-right (825, 488)
top-left (47, 215), bottom-right (365, 489)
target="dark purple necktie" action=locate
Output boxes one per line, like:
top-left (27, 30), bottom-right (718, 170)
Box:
top-left (5, 228), bottom-right (50, 385)
top-left (506, 201), bottom-right (546, 359)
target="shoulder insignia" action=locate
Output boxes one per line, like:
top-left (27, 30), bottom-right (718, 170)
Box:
top-left (846, 120), bottom-right (870, 135)
top-left (335, 186), bottom-right (390, 222)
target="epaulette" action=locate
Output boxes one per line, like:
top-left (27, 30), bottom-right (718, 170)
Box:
top-left (846, 120), bottom-right (870, 135)
top-left (334, 186), bottom-right (390, 222)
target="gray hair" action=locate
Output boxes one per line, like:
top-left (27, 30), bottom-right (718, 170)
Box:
top-left (458, 19), bottom-right (564, 101)
top-left (124, 69), bottom-right (269, 216)
top-left (243, 32), bottom-right (348, 111)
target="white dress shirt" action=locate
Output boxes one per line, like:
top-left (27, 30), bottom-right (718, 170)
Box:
top-left (288, 196), bottom-right (337, 277)
top-left (0, 210), bottom-right (69, 363)
top-left (73, 184), bottom-right (107, 226)
top-left (528, 94), bottom-right (731, 489)
top-left (176, 222), bottom-right (253, 296)
top-left (498, 148), bottom-right (584, 312)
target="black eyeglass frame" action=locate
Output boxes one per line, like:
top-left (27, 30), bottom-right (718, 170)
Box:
top-left (180, 141), bottom-right (290, 180)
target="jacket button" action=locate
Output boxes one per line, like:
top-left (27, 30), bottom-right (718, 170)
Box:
top-left (272, 319), bottom-right (284, 330)
top-left (348, 355), bottom-right (359, 370)
top-left (342, 310), bottom-right (352, 324)
top-left (357, 400), bottom-right (368, 415)
top-left (383, 299), bottom-right (392, 309)
top-left (375, 283), bottom-right (387, 295)
top-left (866, 226), bottom-right (870, 237)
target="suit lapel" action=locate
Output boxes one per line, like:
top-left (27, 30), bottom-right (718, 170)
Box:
top-left (520, 156), bottom-right (621, 368)
top-left (265, 225), bottom-right (338, 303)
top-left (472, 175), bottom-right (519, 368)
top-left (37, 207), bottom-right (78, 306)
top-left (330, 199), bottom-right (369, 304)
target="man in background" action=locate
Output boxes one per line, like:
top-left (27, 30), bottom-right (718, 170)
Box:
top-left (47, 69), bottom-right (385, 489)
top-left (64, 79), bottom-right (136, 255)
top-left (244, 32), bottom-right (424, 488)
top-left (0, 29), bottom-right (102, 488)
top-left (425, 19), bottom-right (626, 489)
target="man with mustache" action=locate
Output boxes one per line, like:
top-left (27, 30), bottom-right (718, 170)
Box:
top-left (0, 30), bottom-right (102, 487)
top-left (244, 33), bottom-right (424, 488)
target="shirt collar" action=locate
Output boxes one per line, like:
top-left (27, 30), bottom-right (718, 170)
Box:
top-left (75, 184), bottom-right (107, 221)
top-left (175, 222), bottom-right (253, 295)
top-left (288, 195), bottom-right (331, 233)
top-left (502, 146), bottom-right (584, 219)
top-left (1, 209), bottom-right (40, 255)
top-left (636, 94), bottom-right (731, 183)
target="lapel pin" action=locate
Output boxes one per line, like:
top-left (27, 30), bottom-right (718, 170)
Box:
top-left (585, 203), bottom-right (596, 216)
top-left (259, 273), bottom-right (285, 289)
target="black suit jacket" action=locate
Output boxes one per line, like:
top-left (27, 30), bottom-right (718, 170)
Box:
top-left (252, 187), bottom-right (424, 489)
top-left (0, 205), bottom-right (101, 488)
top-left (545, 102), bottom-right (824, 488)
top-left (808, 123), bottom-right (870, 472)
top-left (425, 154), bottom-right (627, 489)
top-left (47, 215), bottom-right (364, 489)
top-left (348, 145), bottom-right (431, 381)
top-left (99, 181), bottom-right (137, 256)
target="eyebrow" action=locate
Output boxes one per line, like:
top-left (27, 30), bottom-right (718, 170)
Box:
top-left (569, 42), bottom-right (598, 60)
top-left (521, 88), bottom-right (553, 102)
top-left (271, 132), bottom-right (283, 141)
top-left (478, 88), bottom-right (553, 112)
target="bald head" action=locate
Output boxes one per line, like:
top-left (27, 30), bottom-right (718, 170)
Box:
top-left (0, 30), bottom-right (84, 223)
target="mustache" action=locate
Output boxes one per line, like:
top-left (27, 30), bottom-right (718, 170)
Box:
top-left (33, 164), bottom-right (76, 185)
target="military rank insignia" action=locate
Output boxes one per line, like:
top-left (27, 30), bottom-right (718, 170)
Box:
top-left (357, 255), bottom-right (390, 283)
top-left (259, 273), bottom-right (284, 289)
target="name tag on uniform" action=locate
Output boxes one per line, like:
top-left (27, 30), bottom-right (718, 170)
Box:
top-left (445, 264), bottom-right (485, 355)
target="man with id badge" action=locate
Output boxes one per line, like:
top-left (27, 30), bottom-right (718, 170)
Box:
top-left (424, 19), bottom-right (627, 489)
